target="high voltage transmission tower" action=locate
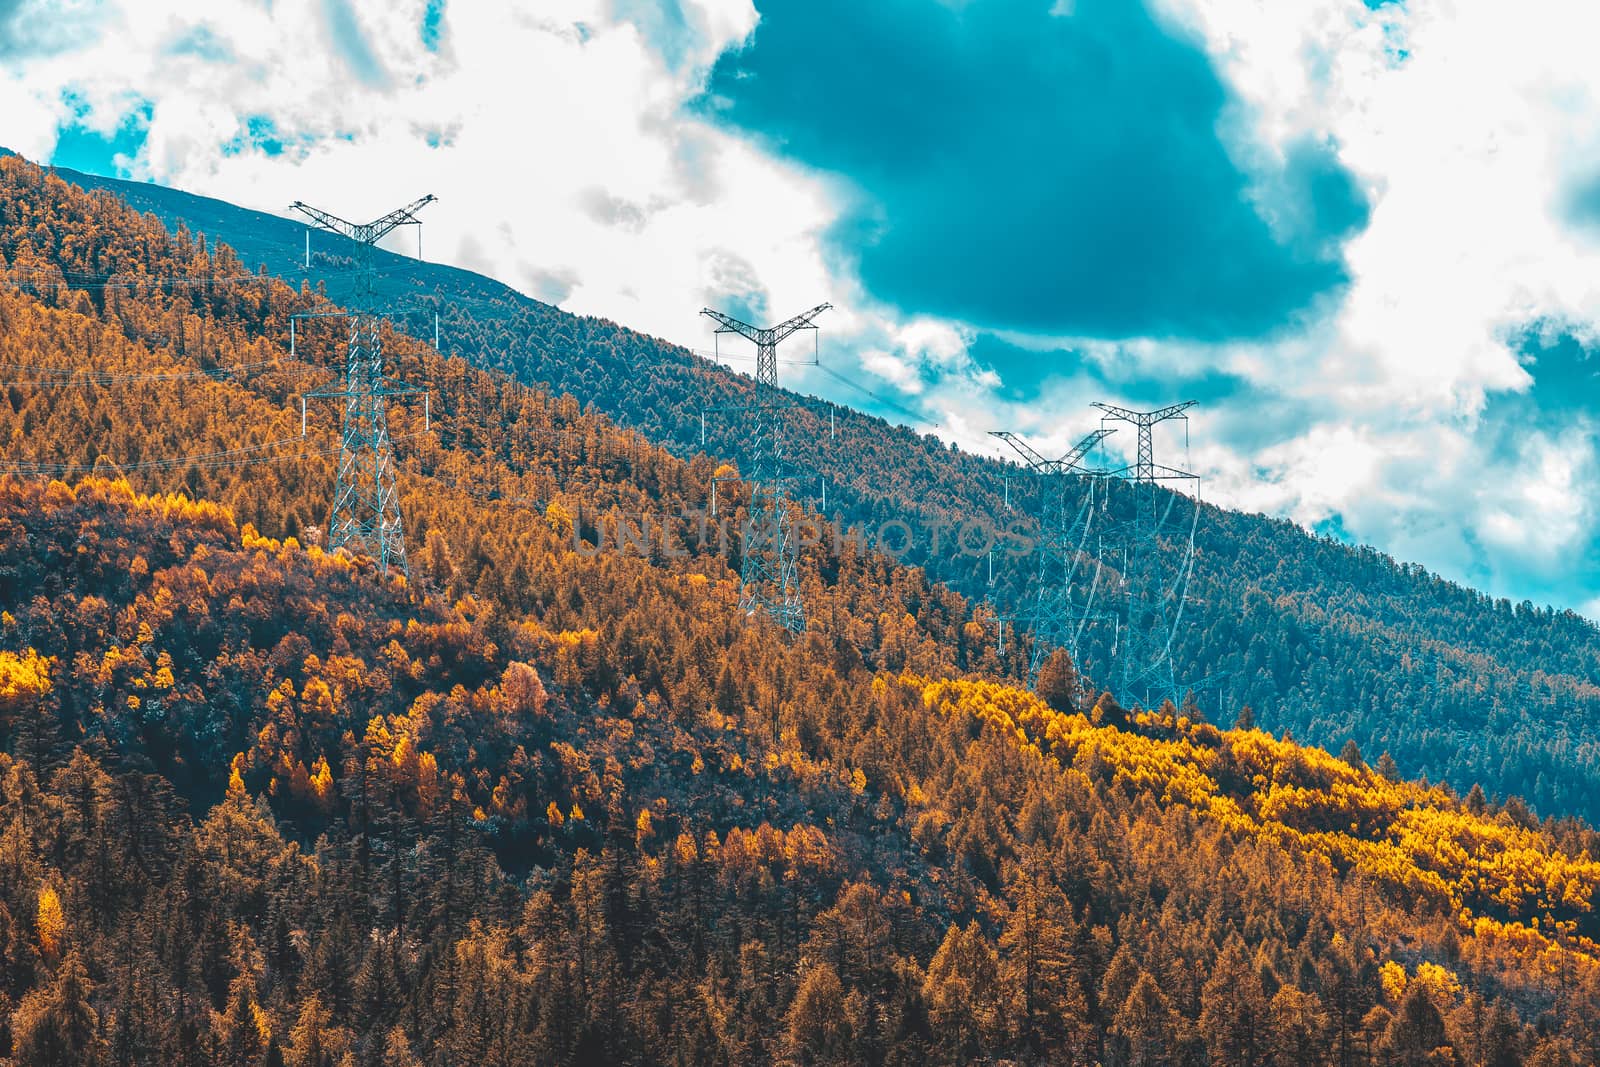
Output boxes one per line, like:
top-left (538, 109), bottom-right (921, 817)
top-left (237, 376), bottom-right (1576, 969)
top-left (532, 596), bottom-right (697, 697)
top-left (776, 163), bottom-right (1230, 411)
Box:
top-left (1093, 401), bottom-right (1200, 708)
top-left (699, 302), bottom-right (831, 635)
top-left (990, 427), bottom-right (1116, 687)
top-left (291, 195), bottom-right (435, 579)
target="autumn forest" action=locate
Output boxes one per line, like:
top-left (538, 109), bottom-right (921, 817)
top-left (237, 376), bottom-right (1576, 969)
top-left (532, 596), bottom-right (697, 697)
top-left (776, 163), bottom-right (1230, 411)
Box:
top-left (0, 155), bottom-right (1598, 1067)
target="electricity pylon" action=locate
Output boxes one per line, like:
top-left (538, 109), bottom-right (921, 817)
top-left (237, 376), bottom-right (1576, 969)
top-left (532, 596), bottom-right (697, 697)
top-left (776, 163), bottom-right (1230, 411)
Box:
top-left (699, 303), bottom-right (831, 634)
top-left (1092, 401), bottom-right (1199, 707)
top-left (991, 427), bottom-right (1115, 687)
top-left (291, 195), bottom-right (435, 578)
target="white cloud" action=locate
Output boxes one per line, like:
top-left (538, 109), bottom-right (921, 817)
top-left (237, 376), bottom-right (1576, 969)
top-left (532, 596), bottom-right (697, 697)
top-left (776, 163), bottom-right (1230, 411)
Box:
top-left (4, 0), bottom-right (1600, 610)
top-left (1117, 0), bottom-right (1600, 606)
top-left (0, 0), bottom-right (856, 354)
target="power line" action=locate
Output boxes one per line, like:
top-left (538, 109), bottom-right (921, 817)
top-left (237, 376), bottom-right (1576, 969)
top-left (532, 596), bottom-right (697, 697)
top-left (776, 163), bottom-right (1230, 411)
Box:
top-left (0, 359), bottom-right (296, 388)
top-left (5, 246), bottom-right (946, 446)
top-left (1092, 402), bottom-right (1202, 708)
top-left (0, 441), bottom-right (293, 474)
top-left (811, 364), bottom-right (938, 431)
top-left (4, 437), bottom-right (310, 475)
top-left (689, 347), bottom-right (816, 368)
top-left (989, 427), bottom-right (1117, 688)
top-left (0, 432), bottom-right (428, 479)
top-left (4, 271), bottom-right (266, 288)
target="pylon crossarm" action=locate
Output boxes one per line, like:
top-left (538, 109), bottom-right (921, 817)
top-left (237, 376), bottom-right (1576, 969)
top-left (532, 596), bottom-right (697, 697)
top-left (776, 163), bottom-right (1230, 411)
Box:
top-left (304, 383), bottom-right (425, 400)
top-left (360, 195), bottom-right (437, 243)
top-left (700, 304), bottom-right (832, 346)
top-left (1059, 428), bottom-right (1115, 472)
top-left (993, 427), bottom-right (1112, 477)
top-left (292, 195), bottom-right (436, 245)
top-left (990, 431), bottom-right (1052, 471)
top-left (768, 302), bottom-right (832, 340)
top-left (1092, 400), bottom-right (1196, 425)
top-left (290, 202), bottom-right (358, 237)
top-left (699, 309), bottom-right (762, 342)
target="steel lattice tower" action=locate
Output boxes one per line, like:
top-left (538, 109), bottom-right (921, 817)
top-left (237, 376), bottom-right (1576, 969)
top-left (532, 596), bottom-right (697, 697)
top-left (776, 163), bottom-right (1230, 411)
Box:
top-left (292, 195), bottom-right (435, 578)
top-left (991, 428), bottom-right (1115, 686)
top-left (700, 303), bottom-right (831, 634)
top-left (1092, 401), bottom-right (1198, 707)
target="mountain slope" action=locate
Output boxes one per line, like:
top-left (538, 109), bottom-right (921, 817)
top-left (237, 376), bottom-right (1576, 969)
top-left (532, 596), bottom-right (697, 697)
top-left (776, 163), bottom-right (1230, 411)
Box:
top-left (14, 156), bottom-right (1600, 828)
top-left (9, 474), bottom-right (1600, 1064)
top-left (0, 151), bottom-right (1598, 1064)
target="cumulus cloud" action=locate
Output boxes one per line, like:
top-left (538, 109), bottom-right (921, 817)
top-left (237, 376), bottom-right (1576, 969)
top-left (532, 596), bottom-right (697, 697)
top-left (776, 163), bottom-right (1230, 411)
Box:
top-left (700, 0), bottom-right (1368, 341)
top-left (859, 0), bottom-right (1600, 618)
top-left (1139, 0), bottom-right (1600, 610)
top-left (2, 0), bottom-right (1599, 616)
top-left (0, 0), bottom-right (852, 351)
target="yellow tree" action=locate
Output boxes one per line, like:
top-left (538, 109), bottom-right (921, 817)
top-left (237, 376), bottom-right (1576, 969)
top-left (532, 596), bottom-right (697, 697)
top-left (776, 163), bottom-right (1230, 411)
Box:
top-left (1199, 937), bottom-right (1271, 1066)
top-left (785, 960), bottom-right (851, 1067)
top-left (1113, 971), bottom-right (1181, 1067)
top-left (35, 884), bottom-right (63, 960)
top-left (10, 949), bottom-right (105, 1066)
top-left (923, 922), bottom-right (1004, 1059)
top-left (999, 861), bottom-right (1087, 1058)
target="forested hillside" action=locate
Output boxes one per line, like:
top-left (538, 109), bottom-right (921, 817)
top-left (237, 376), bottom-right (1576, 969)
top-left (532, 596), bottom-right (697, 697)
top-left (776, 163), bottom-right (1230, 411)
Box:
top-left (0, 152), bottom-right (1596, 1065)
top-left (40, 156), bottom-right (1600, 825)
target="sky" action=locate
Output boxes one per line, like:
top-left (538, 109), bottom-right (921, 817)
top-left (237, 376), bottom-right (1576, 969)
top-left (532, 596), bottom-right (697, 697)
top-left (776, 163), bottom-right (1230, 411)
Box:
top-left (1, 0), bottom-right (1598, 616)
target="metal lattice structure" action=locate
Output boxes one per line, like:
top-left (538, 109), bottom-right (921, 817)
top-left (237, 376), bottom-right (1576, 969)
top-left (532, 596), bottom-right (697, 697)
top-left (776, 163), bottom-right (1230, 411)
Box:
top-left (292, 195), bottom-right (435, 578)
top-left (1092, 402), bottom-right (1200, 707)
top-left (990, 427), bottom-right (1116, 686)
top-left (700, 303), bottom-right (831, 634)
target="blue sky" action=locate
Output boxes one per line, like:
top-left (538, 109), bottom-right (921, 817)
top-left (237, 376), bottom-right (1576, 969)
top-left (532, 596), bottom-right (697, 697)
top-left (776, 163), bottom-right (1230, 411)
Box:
top-left (1, 0), bottom-right (1598, 617)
